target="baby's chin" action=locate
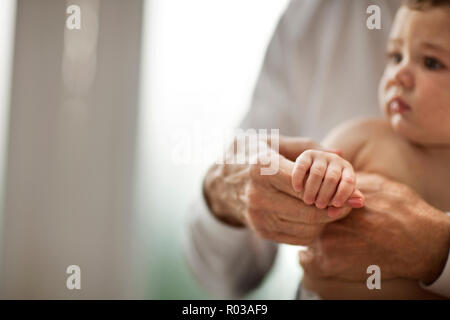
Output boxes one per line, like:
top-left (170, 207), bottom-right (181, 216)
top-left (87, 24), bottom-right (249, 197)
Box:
top-left (388, 114), bottom-right (427, 145)
top-left (388, 115), bottom-right (448, 147)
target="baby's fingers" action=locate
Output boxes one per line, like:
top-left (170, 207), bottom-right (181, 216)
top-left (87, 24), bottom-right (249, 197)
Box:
top-left (303, 158), bottom-right (327, 205)
top-left (314, 163), bottom-right (341, 209)
top-left (292, 153), bottom-right (313, 192)
top-left (331, 166), bottom-right (356, 207)
top-left (327, 189), bottom-right (364, 218)
top-left (346, 189), bottom-right (365, 208)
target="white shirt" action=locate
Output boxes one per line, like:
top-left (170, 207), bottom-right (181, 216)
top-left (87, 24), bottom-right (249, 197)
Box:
top-left (184, 0), bottom-right (450, 299)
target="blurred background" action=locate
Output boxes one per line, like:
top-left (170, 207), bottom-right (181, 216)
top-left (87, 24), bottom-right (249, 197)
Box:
top-left (0, 0), bottom-right (302, 299)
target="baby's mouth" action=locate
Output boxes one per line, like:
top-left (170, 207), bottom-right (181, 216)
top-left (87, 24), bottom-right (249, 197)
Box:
top-left (389, 97), bottom-right (411, 114)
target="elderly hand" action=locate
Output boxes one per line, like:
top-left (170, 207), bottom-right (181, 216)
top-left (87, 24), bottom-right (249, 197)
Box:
top-left (299, 172), bottom-right (450, 284)
top-left (203, 135), bottom-right (363, 246)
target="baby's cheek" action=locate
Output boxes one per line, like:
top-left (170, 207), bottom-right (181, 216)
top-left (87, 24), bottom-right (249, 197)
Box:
top-left (377, 75), bottom-right (390, 115)
top-left (416, 100), bottom-right (450, 142)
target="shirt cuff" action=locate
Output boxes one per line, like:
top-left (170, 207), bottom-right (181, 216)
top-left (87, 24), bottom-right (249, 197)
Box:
top-left (420, 212), bottom-right (450, 298)
top-left (195, 191), bottom-right (252, 246)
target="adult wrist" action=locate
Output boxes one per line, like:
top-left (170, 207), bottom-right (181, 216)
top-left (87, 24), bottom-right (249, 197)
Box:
top-left (419, 209), bottom-right (450, 284)
top-left (420, 212), bottom-right (450, 297)
top-left (203, 166), bottom-right (245, 228)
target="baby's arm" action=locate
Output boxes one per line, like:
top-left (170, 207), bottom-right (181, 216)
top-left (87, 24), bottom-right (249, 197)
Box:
top-left (292, 118), bottom-right (378, 216)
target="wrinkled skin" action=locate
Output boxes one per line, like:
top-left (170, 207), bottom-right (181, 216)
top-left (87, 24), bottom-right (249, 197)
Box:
top-left (299, 172), bottom-right (450, 285)
top-left (203, 136), bottom-right (361, 246)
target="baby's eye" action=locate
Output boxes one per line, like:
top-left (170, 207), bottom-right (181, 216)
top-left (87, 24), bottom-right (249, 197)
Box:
top-left (387, 52), bottom-right (402, 64)
top-left (424, 57), bottom-right (445, 70)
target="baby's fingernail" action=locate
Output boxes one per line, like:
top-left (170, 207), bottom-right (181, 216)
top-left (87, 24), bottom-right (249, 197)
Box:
top-left (348, 197), bottom-right (364, 208)
top-left (332, 200), bottom-right (342, 207)
top-left (316, 202), bottom-right (326, 209)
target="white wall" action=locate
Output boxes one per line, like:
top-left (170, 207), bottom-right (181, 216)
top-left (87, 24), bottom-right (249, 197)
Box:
top-left (136, 0), bottom-right (303, 299)
top-left (0, 0), bottom-right (15, 244)
top-left (1, 0), bottom-right (143, 299)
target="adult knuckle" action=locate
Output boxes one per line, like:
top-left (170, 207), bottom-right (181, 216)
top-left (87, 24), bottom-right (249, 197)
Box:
top-left (249, 163), bottom-right (262, 180)
top-left (246, 187), bottom-right (262, 210)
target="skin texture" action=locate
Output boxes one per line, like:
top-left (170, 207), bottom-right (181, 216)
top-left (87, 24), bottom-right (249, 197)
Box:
top-left (292, 150), bottom-right (364, 217)
top-left (299, 5), bottom-right (450, 299)
top-left (300, 171), bottom-right (450, 299)
top-left (202, 5), bottom-right (450, 300)
top-left (203, 136), bottom-right (361, 246)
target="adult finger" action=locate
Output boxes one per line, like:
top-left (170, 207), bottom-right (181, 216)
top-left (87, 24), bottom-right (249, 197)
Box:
top-left (263, 230), bottom-right (321, 246)
top-left (276, 136), bottom-right (343, 161)
top-left (256, 157), bottom-right (352, 222)
top-left (268, 219), bottom-right (323, 243)
top-left (255, 189), bottom-right (342, 224)
top-left (264, 155), bottom-right (300, 199)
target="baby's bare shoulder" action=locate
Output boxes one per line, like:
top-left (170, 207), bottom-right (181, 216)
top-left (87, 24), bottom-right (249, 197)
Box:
top-left (322, 117), bottom-right (392, 163)
top-left (334, 117), bottom-right (392, 138)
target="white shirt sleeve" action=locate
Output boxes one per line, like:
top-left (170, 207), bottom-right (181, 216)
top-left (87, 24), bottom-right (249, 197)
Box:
top-left (420, 212), bottom-right (450, 298)
top-left (183, 1), bottom-right (311, 299)
top-left (184, 0), bottom-right (402, 299)
top-left (183, 193), bottom-right (278, 299)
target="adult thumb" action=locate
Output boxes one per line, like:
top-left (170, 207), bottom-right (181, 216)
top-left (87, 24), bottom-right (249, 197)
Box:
top-left (277, 136), bottom-right (342, 161)
top-left (326, 189), bottom-right (365, 219)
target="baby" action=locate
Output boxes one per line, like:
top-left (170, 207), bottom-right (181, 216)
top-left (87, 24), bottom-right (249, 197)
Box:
top-left (292, 0), bottom-right (450, 299)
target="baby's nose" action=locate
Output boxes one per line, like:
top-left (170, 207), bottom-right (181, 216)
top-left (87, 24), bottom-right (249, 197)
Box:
top-left (394, 65), bottom-right (415, 90)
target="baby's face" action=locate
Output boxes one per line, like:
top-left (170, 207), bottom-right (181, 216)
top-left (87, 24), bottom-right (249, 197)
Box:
top-left (378, 5), bottom-right (450, 145)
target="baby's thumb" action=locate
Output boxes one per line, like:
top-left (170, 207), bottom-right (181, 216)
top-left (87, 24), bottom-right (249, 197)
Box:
top-left (346, 189), bottom-right (365, 208)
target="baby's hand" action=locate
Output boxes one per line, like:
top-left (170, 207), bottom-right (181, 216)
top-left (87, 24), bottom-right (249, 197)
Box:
top-left (292, 150), bottom-right (364, 215)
